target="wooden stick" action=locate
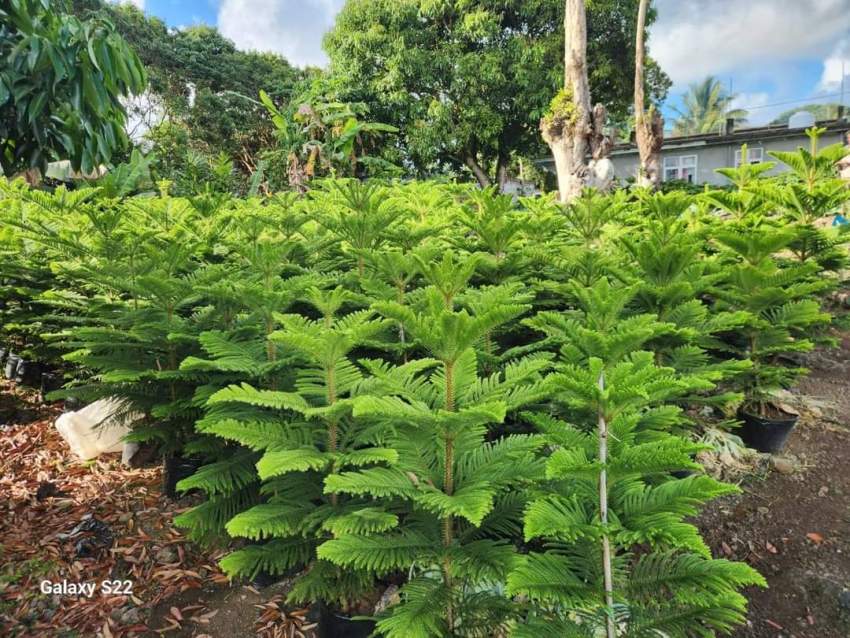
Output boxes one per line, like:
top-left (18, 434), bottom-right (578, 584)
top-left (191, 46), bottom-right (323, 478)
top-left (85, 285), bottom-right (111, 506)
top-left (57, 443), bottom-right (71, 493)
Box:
top-left (598, 369), bottom-right (617, 638)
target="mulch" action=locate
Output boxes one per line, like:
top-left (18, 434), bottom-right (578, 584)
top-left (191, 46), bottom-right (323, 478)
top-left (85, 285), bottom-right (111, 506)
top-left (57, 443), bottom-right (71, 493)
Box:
top-left (0, 380), bottom-right (314, 638)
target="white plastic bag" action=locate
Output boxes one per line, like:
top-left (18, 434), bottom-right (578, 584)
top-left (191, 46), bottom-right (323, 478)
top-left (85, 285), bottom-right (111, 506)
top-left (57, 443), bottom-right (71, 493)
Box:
top-left (54, 398), bottom-right (140, 461)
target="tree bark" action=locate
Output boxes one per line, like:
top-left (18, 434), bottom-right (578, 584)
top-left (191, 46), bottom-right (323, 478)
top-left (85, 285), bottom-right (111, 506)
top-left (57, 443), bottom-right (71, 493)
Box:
top-left (597, 370), bottom-right (617, 638)
top-left (838, 132), bottom-right (850, 183)
top-left (634, 0), bottom-right (663, 189)
top-left (541, 0), bottom-right (613, 203)
top-left (464, 152), bottom-right (492, 188)
top-left (495, 150), bottom-right (510, 191)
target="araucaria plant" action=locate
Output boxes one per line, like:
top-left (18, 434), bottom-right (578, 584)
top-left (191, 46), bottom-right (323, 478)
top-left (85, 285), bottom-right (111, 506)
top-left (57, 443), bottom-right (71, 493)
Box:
top-left (319, 286), bottom-right (549, 636)
top-left (509, 277), bottom-right (765, 636)
top-left (2, 133), bottom-right (847, 636)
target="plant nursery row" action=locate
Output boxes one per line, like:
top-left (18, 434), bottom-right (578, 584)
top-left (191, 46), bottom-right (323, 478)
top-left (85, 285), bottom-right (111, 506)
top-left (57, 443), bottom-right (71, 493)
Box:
top-left (1, 131), bottom-right (849, 637)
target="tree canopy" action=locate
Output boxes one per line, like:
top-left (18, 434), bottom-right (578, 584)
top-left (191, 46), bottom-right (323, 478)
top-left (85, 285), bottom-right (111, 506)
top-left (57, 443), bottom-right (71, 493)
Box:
top-left (70, 0), bottom-right (305, 187)
top-left (770, 103), bottom-right (844, 126)
top-left (324, 0), bottom-right (670, 186)
top-left (0, 0), bottom-right (146, 177)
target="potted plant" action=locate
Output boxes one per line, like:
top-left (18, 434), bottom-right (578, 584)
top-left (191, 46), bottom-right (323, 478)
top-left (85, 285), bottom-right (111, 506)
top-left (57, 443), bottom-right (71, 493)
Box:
top-left (713, 226), bottom-right (831, 452)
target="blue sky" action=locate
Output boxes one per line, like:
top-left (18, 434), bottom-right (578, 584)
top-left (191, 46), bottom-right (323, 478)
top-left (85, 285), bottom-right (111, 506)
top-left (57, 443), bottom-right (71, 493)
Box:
top-left (120, 0), bottom-right (850, 127)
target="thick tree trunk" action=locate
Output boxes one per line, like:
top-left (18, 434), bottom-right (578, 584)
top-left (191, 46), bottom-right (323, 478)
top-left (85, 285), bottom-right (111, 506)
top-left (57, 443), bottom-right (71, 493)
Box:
top-left (542, 0), bottom-right (613, 203)
top-left (464, 153), bottom-right (492, 188)
top-left (839, 132), bottom-right (850, 183)
top-left (634, 0), bottom-right (663, 189)
top-left (496, 151), bottom-right (510, 191)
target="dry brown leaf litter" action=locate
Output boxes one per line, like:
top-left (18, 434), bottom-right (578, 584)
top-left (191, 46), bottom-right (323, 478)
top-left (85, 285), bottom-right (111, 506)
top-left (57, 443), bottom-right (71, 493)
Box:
top-left (0, 382), bottom-right (310, 638)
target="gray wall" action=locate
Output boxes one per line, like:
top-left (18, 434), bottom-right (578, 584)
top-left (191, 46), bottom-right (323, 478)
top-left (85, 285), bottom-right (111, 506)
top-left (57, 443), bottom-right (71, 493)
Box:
top-left (609, 129), bottom-right (847, 186)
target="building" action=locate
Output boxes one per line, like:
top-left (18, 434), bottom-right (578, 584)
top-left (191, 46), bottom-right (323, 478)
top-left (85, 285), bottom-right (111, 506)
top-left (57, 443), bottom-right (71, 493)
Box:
top-left (541, 114), bottom-right (850, 187)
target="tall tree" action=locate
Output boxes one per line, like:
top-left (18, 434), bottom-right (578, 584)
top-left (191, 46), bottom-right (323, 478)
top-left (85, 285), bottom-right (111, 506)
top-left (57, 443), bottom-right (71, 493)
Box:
top-left (0, 0), bottom-right (146, 178)
top-left (70, 0), bottom-right (303, 185)
top-left (671, 76), bottom-right (748, 136)
top-left (634, 0), bottom-right (663, 189)
top-left (542, 0), bottom-right (613, 202)
top-left (324, 0), bottom-right (669, 188)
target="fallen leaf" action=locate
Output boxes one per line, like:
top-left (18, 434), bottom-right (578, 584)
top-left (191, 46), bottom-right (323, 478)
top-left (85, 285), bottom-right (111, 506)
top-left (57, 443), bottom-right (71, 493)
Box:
top-left (806, 532), bottom-right (824, 544)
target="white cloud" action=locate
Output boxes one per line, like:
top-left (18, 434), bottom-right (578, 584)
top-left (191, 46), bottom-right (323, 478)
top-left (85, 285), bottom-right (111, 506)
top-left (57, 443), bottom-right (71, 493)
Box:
top-left (728, 91), bottom-right (779, 125)
top-left (818, 37), bottom-right (850, 92)
top-left (109, 0), bottom-right (145, 9)
top-left (217, 0), bottom-right (345, 68)
top-left (651, 0), bottom-right (850, 86)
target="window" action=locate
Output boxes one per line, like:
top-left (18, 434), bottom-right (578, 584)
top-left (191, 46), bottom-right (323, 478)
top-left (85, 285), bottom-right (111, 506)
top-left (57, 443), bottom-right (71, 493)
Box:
top-left (734, 147), bottom-right (764, 166)
top-left (663, 155), bottom-right (698, 183)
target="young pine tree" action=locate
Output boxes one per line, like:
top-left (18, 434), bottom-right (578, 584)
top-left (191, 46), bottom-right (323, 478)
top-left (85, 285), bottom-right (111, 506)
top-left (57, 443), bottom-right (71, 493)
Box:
top-left (508, 278), bottom-right (765, 637)
top-left (318, 285), bottom-right (550, 637)
top-left (194, 286), bottom-right (394, 608)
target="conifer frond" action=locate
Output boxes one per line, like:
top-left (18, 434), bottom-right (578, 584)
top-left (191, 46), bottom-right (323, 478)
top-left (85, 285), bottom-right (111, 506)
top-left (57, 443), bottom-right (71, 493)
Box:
top-left (226, 502), bottom-right (315, 540)
top-left (417, 482), bottom-right (497, 525)
top-left (199, 418), bottom-right (302, 451)
top-left (219, 537), bottom-right (316, 579)
top-left (256, 447), bottom-right (329, 479)
top-left (374, 577), bottom-right (451, 638)
top-left (523, 495), bottom-right (597, 543)
top-left (338, 447), bottom-right (399, 467)
top-left (176, 450), bottom-right (259, 495)
top-left (208, 383), bottom-right (309, 412)
top-left (321, 508), bottom-right (399, 536)
top-left (324, 467), bottom-right (418, 498)
top-left (506, 552), bottom-right (595, 606)
top-left (317, 531), bottom-right (434, 573)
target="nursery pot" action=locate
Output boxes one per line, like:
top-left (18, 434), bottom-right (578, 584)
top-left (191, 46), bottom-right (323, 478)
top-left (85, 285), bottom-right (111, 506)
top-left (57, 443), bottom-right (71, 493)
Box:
top-left (63, 397), bottom-right (83, 413)
top-left (40, 372), bottom-right (64, 396)
top-left (163, 455), bottom-right (205, 498)
top-left (738, 407), bottom-right (798, 454)
top-left (15, 359), bottom-right (43, 387)
top-left (4, 354), bottom-right (21, 380)
top-left (313, 603), bottom-right (376, 638)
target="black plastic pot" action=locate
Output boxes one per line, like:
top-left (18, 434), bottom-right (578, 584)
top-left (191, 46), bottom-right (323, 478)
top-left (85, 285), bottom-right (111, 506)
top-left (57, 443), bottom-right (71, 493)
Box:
top-left (313, 603), bottom-right (376, 638)
top-left (63, 397), bottom-right (83, 413)
top-left (15, 359), bottom-right (43, 387)
top-left (40, 371), bottom-right (64, 395)
top-left (671, 469), bottom-right (696, 479)
top-left (738, 408), bottom-right (798, 454)
top-left (4, 354), bottom-right (21, 380)
top-left (163, 455), bottom-right (205, 498)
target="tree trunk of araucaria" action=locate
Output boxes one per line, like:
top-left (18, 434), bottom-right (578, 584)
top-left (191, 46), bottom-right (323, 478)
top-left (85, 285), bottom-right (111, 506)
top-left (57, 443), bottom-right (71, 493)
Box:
top-left (541, 0), bottom-right (614, 203)
top-left (634, 0), bottom-right (663, 189)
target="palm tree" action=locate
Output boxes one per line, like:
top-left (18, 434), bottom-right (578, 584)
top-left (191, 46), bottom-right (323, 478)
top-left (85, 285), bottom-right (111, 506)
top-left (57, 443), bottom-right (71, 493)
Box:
top-left (671, 76), bottom-right (748, 136)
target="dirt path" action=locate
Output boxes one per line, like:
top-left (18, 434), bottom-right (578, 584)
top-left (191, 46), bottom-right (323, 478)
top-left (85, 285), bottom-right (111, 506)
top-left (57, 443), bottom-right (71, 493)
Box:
top-left (697, 335), bottom-right (850, 638)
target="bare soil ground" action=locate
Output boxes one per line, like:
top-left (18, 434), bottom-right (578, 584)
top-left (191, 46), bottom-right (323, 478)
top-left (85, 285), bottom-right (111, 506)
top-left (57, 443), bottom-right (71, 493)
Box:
top-left (696, 333), bottom-right (850, 638)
